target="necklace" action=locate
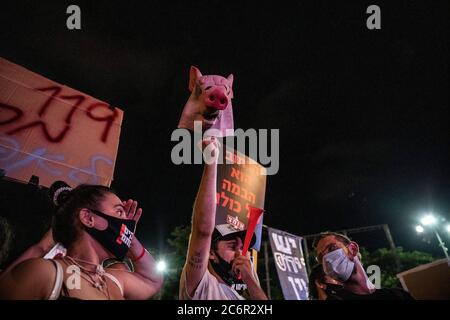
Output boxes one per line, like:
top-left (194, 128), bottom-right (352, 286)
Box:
top-left (63, 256), bottom-right (111, 299)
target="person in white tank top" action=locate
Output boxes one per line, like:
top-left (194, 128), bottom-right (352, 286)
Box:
top-left (0, 183), bottom-right (163, 300)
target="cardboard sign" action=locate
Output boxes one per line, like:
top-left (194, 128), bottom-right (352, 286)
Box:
top-left (215, 148), bottom-right (266, 250)
top-left (0, 57), bottom-right (123, 187)
top-left (397, 259), bottom-right (450, 300)
top-left (268, 227), bottom-right (309, 300)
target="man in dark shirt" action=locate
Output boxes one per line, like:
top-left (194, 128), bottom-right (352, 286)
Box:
top-left (313, 232), bottom-right (414, 300)
top-left (326, 286), bottom-right (413, 300)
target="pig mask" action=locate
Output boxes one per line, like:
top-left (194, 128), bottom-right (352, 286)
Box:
top-left (178, 66), bottom-right (234, 137)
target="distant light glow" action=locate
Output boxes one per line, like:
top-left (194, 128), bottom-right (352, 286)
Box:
top-left (415, 225), bottom-right (424, 233)
top-left (156, 260), bottom-right (167, 272)
top-left (420, 214), bottom-right (437, 226)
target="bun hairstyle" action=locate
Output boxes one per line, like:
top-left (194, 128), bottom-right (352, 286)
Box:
top-left (49, 181), bottom-right (113, 249)
top-left (48, 181), bottom-right (73, 207)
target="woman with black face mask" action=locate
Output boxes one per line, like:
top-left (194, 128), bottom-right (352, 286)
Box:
top-left (0, 184), bottom-right (163, 300)
top-left (1, 181), bottom-right (134, 275)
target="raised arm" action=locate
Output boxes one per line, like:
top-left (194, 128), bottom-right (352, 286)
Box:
top-left (113, 200), bottom-right (164, 300)
top-left (119, 236), bottom-right (163, 299)
top-left (184, 137), bottom-right (220, 297)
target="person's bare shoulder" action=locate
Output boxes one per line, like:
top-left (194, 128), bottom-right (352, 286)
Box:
top-left (10, 258), bottom-right (55, 278)
top-left (0, 258), bottom-right (56, 299)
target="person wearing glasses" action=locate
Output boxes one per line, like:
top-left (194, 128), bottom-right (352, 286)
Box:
top-left (313, 232), bottom-right (413, 300)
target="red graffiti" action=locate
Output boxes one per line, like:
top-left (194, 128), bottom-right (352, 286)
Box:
top-left (0, 102), bottom-right (23, 125)
top-left (0, 86), bottom-right (117, 144)
top-left (37, 86), bottom-right (63, 117)
top-left (86, 103), bottom-right (118, 143)
top-left (6, 86), bottom-right (85, 142)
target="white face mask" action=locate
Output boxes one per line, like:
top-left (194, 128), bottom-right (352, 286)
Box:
top-left (323, 248), bottom-right (355, 282)
top-left (355, 256), bottom-right (377, 291)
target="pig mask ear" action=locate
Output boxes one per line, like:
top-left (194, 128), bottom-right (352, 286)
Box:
top-left (189, 66), bottom-right (203, 92)
top-left (227, 74), bottom-right (234, 98)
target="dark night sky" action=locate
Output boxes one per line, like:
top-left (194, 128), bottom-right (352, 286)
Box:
top-left (1, 1), bottom-right (449, 257)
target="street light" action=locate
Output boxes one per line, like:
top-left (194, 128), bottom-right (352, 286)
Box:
top-left (417, 213), bottom-right (449, 261)
top-left (156, 260), bottom-right (167, 273)
top-left (420, 214), bottom-right (437, 226)
top-left (446, 225), bottom-right (450, 234)
top-left (415, 225), bottom-right (424, 233)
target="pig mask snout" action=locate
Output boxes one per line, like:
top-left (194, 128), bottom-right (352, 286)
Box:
top-left (204, 88), bottom-right (229, 110)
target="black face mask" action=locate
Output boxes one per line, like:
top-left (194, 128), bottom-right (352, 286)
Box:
top-left (85, 208), bottom-right (136, 260)
top-left (324, 283), bottom-right (344, 296)
top-left (210, 250), bottom-right (247, 291)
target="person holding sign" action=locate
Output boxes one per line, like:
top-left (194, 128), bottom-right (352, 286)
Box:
top-left (0, 185), bottom-right (163, 300)
top-left (179, 137), bottom-right (267, 300)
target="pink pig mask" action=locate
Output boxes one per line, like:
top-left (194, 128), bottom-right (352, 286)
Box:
top-left (178, 66), bottom-right (234, 137)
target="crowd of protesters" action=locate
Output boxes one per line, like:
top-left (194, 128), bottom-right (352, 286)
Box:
top-left (0, 138), bottom-right (413, 300)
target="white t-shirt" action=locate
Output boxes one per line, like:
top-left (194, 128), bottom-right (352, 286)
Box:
top-left (179, 266), bottom-right (245, 300)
